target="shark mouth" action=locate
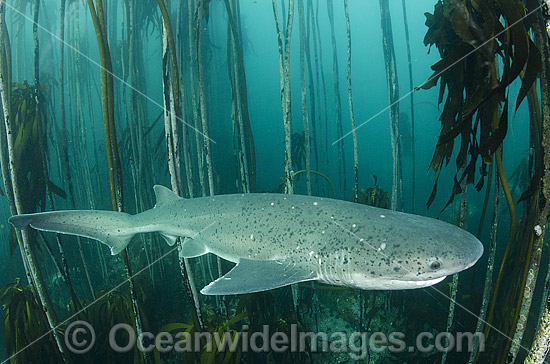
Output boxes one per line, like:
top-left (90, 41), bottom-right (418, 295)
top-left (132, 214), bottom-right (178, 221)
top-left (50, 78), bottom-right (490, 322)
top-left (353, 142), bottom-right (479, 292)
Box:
top-left (397, 275), bottom-right (447, 288)
top-left (350, 274), bottom-right (449, 290)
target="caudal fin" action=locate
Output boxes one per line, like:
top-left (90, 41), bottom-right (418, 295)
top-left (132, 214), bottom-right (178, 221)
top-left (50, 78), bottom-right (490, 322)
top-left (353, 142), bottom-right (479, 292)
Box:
top-left (9, 210), bottom-right (136, 255)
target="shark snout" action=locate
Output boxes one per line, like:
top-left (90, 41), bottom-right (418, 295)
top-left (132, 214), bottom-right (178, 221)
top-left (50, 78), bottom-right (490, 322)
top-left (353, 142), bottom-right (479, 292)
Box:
top-left (462, 240), bottom-right (484, 270)
top-left (435, 236), bottom-right (484, 278)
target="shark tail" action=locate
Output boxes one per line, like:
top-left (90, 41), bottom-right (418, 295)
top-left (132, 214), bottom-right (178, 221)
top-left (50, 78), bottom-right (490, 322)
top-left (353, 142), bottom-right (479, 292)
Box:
top-left (9, 210), bottom-right (136, 255)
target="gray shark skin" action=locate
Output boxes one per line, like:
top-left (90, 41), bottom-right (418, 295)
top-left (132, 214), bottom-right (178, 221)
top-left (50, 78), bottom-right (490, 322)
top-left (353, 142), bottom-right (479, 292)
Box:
top-left (9, 185), bottom-right (483, 295)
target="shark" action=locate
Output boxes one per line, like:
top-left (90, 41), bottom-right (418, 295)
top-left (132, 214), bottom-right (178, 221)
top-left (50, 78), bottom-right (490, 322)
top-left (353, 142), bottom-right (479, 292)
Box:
top-left (9, 185), bottom-right (483, 295)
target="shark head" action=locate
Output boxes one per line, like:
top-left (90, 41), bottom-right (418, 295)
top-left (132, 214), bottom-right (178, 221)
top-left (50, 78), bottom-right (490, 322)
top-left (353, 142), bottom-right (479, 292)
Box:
top-left (331, 213), bottom-right (484, 291)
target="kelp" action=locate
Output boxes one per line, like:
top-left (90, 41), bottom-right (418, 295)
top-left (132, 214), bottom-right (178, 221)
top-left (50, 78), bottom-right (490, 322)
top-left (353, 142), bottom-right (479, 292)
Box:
top-left (344, 0), bottom-right (359, 203)
top-left (422, 2), bottom-right (550, 363)
top-left (297, 0), bottom-right (312, 196)
top-left (352, 174), bottom-right (389, 208)
top-left (265, 313), bottom-right (311, 363)
top-left (272, 0), bottom-right (295, 194)
top-left (86, 1), bottom-right (151, 362)
top-left (224, 0), bottom-right (257, 193)
top-left (237, 292), bottom-right (276, 330)
top-left (235, 291), bottom-right (312, 363)
top-left (135, 0), bottom-right (161, 37)
top-left (275, 169), bottom-right (336, 198)
top-left (0, 279), bottom-right (63, 364)
top-left (354, 186), bottom-right (389, 209)
top-left (293, 170), bottom-right (336, 198)
top-left (524, 12), bottom-right (550, 354)
top-left (8, 0), bottom-right (32, 37)
top-left (0, 2), bottom-right (69, 358)
top-left (401, 0), bottom-right (416, 212)
top-left (290, 131), bottom-right (307, 170)
top-left (152, 311), bottom-right (247, 364)
top-left (327, 0), bottom-right (347, 197)
top-left (422, 0), bottom-right (540, 210)
top-left (80, 290), bottom-right (148, 363)
top-left (10, 82), bottom-right (66, 214)
top-left (379, 0), bottom-right (402, 211)
top-left (7, 82), bottom-right (66, 256)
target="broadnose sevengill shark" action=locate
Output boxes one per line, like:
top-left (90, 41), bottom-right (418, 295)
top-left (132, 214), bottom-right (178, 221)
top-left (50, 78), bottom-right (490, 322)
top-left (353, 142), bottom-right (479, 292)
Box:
top-left (9, 185), bottom-right (483, 295)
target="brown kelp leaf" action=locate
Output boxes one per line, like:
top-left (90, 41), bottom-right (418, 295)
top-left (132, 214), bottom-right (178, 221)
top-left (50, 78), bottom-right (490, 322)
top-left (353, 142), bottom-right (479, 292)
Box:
top-left (516, 38), bottom-right (541, 111)
top-left (478, 97), bottom-right (497, 162)
top-left (439, 192), bottom-right (456, 216)
top-left (453, 175), bottom-right (463, 195)
top-left (422, 0), bottom-right (532, 214)
top-left (450, 3), bottom-right (476, 45)
top-left (47, 180), bottom-right (67, 199)
top-left (517, 174), bottom-right (537, 204)
top-left (464, 157), bottom-right (477, 185)
top-left (429, 139), bottom-right (454, 171)
top-left (475, 175), bottom-right (485, 191)
top-left (438, 76), bottom-right (447, 104)
top-left (424, 4), bottom-right (445, 48)
top-left (438, 175), bottom-right (466, 216)
top-left (420, 71), bottom-right (440, 90)
top-left (475, 162), bottom-right (488, 191)
top-left (9, 227), bottom-right (17, 256)
top-left (456, 119), bottom-right (472, 170)
top-left (487, 99), bottom-right (509, 155)
top-left (427, 174), bottom-right (440, 209)
top-left (499, 0), bottom-right (529, 82)
top-left (430, 44), bottom-right (470, 73)
top-left (423, 12), bottom-right (437, 46)
top-left (475, 2), bottom-right (497, 49)
top-left (437, 115), bottom-right (470, 147)
top-left (429, 149), bottom-right (444, 172)
top-left (462, 78), bottom-right (490, 118)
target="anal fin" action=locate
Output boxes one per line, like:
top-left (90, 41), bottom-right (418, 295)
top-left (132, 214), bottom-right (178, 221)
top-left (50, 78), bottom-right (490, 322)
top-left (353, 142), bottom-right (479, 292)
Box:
top-left (200, 258), bottom-right (317, 295)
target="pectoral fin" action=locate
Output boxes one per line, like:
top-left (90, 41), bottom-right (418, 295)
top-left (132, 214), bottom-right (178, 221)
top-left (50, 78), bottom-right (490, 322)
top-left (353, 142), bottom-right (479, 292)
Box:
top-left (200, 259), bottom-right (317, 295)
top-left (160, 234), bottom-right (210, 258)
top-left (178, 237), bottom-right (209, 258)
top-left (160, 233), bottom-right (178, 246)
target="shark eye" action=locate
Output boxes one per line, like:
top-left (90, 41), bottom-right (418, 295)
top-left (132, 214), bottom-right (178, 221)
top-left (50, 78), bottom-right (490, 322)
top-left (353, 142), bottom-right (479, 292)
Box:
top-left (430, 260), bottom-right (442, 271)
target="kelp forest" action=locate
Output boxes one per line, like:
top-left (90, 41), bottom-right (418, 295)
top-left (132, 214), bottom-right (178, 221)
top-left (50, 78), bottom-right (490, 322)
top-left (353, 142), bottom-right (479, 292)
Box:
top-left (0, 0), bottom-right (549, 363)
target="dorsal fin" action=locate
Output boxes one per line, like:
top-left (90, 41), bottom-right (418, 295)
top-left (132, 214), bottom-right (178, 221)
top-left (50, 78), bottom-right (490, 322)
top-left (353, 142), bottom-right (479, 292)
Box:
top-left (153, 185), bottom-right (183, 208)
